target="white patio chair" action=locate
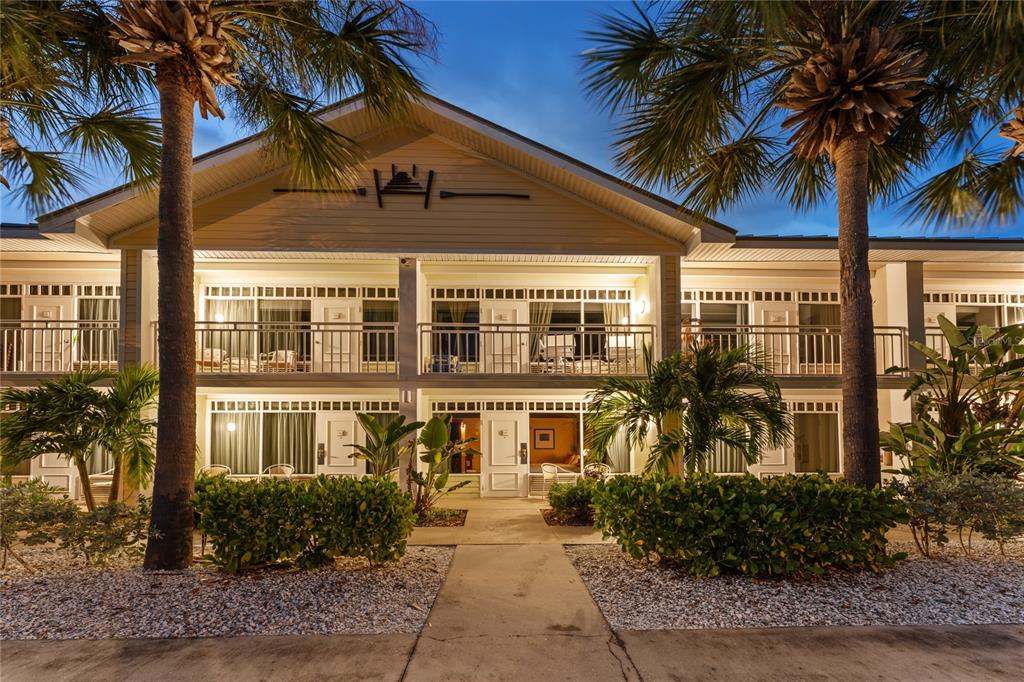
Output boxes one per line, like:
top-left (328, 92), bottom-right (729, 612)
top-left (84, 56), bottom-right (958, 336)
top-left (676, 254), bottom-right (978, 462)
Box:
top-left (259, 349), bottom-right (297, 372)
top-left (262, 463), bottom-right (295, 479)
top-left (199, 464), bottom-right (232, 477)
top-left (541, 462), bottom-right (578, 485)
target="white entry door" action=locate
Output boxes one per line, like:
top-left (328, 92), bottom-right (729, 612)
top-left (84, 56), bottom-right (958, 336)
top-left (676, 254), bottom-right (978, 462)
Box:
top-left (34, 452), bottom-right (78, 495)
top-left (25, 299), bottom-right (72, 372)
top-left (480, 301), bottom-right (528, 374)
top-left (316, 411), bottom-right (366, 477)
top-left (311, 300), bottom-right (360, 373)
top-left (757, 303), bottom-right (797, 374)
top-left (480, 412), bottom-right (529, 497)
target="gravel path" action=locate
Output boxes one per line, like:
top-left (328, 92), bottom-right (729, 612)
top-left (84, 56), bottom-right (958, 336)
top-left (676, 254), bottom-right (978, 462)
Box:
top-left (566, 541), bottom-right (1024, 630)
top-left (1, 546), bottom-right (454, 640)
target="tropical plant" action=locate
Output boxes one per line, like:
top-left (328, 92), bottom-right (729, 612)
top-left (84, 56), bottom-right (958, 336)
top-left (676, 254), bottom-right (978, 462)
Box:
top-left (582, 1), bottom-right (1024, 486)
top-left (406, 415), bottom-right (478, 518)
top-left (0, 0), bottom-right (161, 209)
top-left (97, 0), bottom-right (437, 569)
top-left (350, 413), bottom-right (422, 477)
top-left (547, 478), bottom-right (601, 525)
top-left (586, 341), bottom-right (790, 475)
top-left (0, 371), bottom-right (112, 510)
top-left (56, 496), bottom-right (152, 566)
top-left (0, 479), bottom-right (78, 570)
top-left (880, 316), bottom-right (1024, 478)
top-left (99, 364), bottom-right (159, 502)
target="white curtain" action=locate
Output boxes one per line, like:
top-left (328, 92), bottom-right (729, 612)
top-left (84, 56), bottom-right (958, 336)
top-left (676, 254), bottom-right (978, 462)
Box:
top-left (210, 412), bottom-right (260, 475)
top-left (205, 299), bottom-right (255, 358)
top-left (700, 442), bottom-right (747, 474)
top-left (606, 427), bottom-right (631, 473)
top-left (529, 302), bottom-right (554, 360)
top-left (262, 412), bottom-right (315, 474)
top-left (78, 298), bottom-right (119, 362)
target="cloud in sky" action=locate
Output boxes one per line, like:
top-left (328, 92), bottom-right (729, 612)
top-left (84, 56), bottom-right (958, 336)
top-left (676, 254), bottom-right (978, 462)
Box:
top-left (2, 1), bottom-right (1021, 237)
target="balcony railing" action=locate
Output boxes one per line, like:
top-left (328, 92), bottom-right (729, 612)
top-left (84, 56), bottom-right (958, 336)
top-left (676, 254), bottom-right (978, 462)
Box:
top-left (0, 320), bottom-right (119, 373)
top-left (419, 323), bottom-right (655, 376)
top-left (682, 323), bottom-right (907, 376)
top-left (153, 321), bottom-right (398, 375)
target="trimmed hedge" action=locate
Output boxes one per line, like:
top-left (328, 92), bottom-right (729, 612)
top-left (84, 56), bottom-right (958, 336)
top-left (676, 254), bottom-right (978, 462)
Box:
top-left (593, 473), bottom-right (908, 577)
top-left (548, 478), bottom-right (600, 524)
top-left (193, 475), bottom-right (415, 573)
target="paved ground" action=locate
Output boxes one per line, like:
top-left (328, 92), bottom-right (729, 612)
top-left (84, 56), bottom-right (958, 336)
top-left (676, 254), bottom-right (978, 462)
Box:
top-left (4, 500), bottom-right (1022, 681)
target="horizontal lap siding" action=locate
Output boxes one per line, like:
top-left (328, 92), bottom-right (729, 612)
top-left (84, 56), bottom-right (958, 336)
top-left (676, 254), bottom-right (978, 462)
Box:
top-left (112, 136), bottom-right (679, 254)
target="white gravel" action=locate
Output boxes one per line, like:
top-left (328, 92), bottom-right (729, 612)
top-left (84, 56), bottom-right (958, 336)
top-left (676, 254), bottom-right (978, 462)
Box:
top-left (566, 541), bottom-right (1024, 630)
top-left (1, 545), bottom-right (454, 640)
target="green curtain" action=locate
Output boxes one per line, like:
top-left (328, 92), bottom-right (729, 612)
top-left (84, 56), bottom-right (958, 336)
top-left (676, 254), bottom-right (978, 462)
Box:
top-left (262, 412), bottom-right (315, 474)
top-left (78, 298), bottom-right (119, 362)
top-left (210, 412), bottom-right (260, 475)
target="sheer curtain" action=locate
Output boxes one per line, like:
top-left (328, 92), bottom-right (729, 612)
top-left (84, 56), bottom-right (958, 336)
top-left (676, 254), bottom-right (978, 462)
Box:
top-left (529, 302), bottom-right (553, 360)
top-left (87, 444), bottom-right (116, 474)
top-left (262, 412), bottom-right (315, 474)
top-left (210, 412), bottom-right (260, 474)
top-left (700, 442), bottom-right (747, 474)
top-left (205, 299), bottom-right (255, 359)
top-left (258, 300), bottom-right (311, 361)
top-left (794, 413), bottom-right (840, 473)
top-left (605, 427), bottom-right (631, 473)
top-left (78, 298), bottom-right (119, 362)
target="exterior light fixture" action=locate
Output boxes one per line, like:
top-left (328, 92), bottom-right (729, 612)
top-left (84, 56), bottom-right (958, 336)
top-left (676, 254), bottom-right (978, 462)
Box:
top-left (226, 421), bottom-right (237, 433)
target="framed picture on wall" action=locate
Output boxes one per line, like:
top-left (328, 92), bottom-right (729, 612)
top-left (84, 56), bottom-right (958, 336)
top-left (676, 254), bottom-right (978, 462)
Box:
top-left (533, 428), bottom-right (555, 450)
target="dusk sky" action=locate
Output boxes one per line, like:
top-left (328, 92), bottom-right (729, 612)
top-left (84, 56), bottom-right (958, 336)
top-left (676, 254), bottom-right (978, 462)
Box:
top-left (2, 1), bottom-right (1021, 238)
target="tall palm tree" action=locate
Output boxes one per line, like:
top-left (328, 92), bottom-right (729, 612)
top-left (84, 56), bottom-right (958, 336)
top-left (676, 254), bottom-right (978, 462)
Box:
top-left (582, 1), bottom-right (1023, 487)
top-left (0, 0), bottom-right (160, 210)
top-left (101, 0), bottom-right (435, 569)
top-left (100, 364), bottom-right (159, 503)
top-left (586, 342), bottom-right (790, 475)
top-left (0, 371), bottom-right (112, 511)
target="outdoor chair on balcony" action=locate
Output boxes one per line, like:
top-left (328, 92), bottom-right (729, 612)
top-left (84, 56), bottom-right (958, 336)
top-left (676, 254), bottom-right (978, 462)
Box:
top-left (262, 463), bottom-right (295, 479)
top-left (259, 349), bottom-right (297, 372)
top-left (429, 354), bottom-right (460, 373)
top-left (536, 333), bottom-right (574, 373)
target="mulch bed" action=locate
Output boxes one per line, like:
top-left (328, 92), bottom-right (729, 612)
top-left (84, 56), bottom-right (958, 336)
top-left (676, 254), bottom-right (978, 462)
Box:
top-left (416, 508), bottom-right (468, 527)
top-left (541, 508), bottom-right (594, 527)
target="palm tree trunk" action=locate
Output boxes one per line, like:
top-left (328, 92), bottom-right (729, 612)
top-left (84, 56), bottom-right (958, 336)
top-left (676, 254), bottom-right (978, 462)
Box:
top-left (833, 135), bottom-right (881, 488)
top-left (108, 454), bottom-right (122, 504)
top-left (144, 62), bottom-right (197, 570)
top-left (73, 454), bottom-right (96, 512)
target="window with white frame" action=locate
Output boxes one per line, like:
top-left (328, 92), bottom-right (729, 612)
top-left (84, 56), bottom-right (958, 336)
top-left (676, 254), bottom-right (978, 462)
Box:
top-left (209, 409), bottom-right (315, 475)
top-left (792, 404), bottom-right (841, 474)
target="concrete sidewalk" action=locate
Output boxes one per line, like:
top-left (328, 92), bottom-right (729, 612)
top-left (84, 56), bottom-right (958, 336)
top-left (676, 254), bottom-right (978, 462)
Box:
top-left (409, 497), bottom-right (608, 545)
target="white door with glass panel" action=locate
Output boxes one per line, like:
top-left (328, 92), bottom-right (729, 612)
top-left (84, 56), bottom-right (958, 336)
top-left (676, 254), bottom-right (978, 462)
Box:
top-left (480, 302), bottom-right (528, 373)
top-left (480, 412), bottom-right (529, 496)
top-left (25, 298), bottom-right (72, 372)
top-left (316, 411), bottom-right (366, 477)
top-left (756, 303), bottom-right (796, 374)
top-left (311, 300), bottom-right (360, 372)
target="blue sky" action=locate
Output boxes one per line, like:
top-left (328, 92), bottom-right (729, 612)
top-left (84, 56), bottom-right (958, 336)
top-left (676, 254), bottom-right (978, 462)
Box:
top-left (2, 0), bottom-right (1021, 238)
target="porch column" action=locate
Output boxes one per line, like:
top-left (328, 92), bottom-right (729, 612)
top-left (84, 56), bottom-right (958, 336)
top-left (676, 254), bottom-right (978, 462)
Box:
top-left (397, 256), bottom-right (420, 487)
top-left (905, 261), bottom-right (926, 370)
top-left (659, 255), bottom-right (681, 358)
top-left (118, 249), bottom-right (144, 367)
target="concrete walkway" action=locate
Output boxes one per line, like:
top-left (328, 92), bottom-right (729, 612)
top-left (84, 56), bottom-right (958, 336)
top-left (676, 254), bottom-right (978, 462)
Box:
top-left (410, 497), bottom-right (607, 545)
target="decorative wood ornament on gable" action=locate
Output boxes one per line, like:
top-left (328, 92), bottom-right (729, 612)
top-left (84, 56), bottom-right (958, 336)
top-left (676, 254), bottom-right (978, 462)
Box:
top-left (373, 165), bottom-right (435, 209)
top-left (275, 163), bottom-right (531, 208)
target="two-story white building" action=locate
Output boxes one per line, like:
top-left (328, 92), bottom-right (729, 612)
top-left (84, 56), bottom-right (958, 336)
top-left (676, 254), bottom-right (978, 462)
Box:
top-left (2, 95), bottom-right (1022, 499)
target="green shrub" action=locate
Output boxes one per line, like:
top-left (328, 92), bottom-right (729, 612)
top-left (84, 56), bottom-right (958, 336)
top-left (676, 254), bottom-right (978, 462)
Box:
top-left (888, 473), bottom-right (1024, 557)
top-left (593, 473), bottom-right (908, 577)
top-left (548, 478), bottom-right (601, 524)
top-left (1, 480), bottom-right (149, 569)
top-left (193, 474), bottom-right (415, 573)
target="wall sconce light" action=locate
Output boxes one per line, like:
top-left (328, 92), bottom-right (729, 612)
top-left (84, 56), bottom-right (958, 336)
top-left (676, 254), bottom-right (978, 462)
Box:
top-left (637, 298), bottom-right (648, 315)
top-left (214, 313), bottom-right (225, 323)
top-left (401, 389), bottom-right (414, 404)
top-left (226, 421), bottom-right (237, 433)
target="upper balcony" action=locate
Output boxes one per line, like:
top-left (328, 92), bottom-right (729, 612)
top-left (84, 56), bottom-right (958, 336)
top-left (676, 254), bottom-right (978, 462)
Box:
top-left (683, 323), bottom-right (908, 377)
top-left (1, 321), bottom-right (119, 374)
top-left (419, 322), bottom-right (656, 376)
top-left (153, 321), bottom-right (400, 376)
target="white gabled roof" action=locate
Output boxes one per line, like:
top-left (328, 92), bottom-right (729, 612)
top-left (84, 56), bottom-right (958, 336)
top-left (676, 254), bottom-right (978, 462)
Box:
top-left (33, 94), bottom-right (733, 251)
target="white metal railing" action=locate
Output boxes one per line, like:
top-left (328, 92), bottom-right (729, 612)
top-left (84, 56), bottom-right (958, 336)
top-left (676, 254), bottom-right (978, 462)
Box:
top-left (0, 320), bottom-right (119, 373)
top-left (419, 322), bottom-right (655, 375)
top-left (682, 323), bottom-right (907, 376)
top-left (153, 321), bottom-right (398, 375)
